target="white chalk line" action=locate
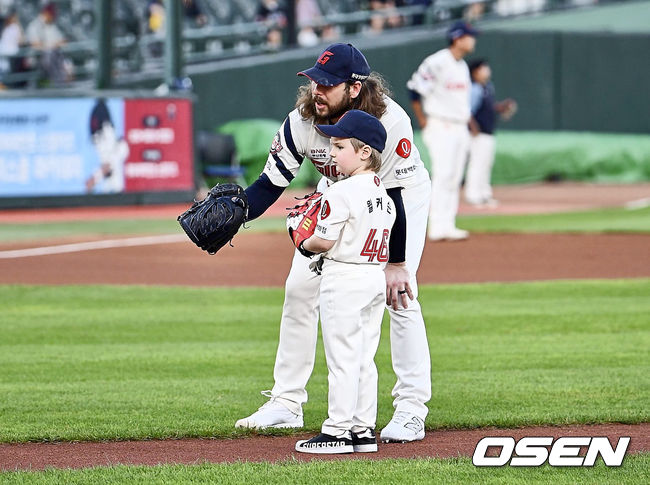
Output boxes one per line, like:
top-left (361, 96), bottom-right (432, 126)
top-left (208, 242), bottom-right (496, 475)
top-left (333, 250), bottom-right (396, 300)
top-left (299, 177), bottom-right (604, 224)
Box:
top-left (0, 234), bottom-right (187, 259)
top-left (625, 197), bottom-right (650, 210)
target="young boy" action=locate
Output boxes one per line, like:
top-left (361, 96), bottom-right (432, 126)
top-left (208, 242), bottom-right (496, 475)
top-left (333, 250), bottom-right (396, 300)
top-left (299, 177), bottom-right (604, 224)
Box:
top-left (293, 110), bottom-right (396, 454)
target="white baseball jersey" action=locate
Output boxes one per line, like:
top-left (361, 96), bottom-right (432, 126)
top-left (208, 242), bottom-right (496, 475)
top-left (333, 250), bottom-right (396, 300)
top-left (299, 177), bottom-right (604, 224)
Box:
top-left (406, 48), bottom-right (471, 123)
top-left (315, 173), bottom-right (395, 266)
top-left (263, 96), bottom-right (428, 190)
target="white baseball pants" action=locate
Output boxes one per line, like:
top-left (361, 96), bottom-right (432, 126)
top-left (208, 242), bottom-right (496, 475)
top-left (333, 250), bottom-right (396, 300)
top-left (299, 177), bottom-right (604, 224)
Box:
top-left (271, 174), bottom-right (432, 420)
top-left (422, 118), bottom-right (470, 236)
top-left (465, 133), bottom-right (496, 204)
top-left (319, 261), bottom-right (385, 436)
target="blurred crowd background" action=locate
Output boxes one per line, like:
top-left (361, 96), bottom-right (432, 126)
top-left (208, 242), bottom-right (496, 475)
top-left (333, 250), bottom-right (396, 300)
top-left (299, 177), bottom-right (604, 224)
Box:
top-left (0, 0), bottom-right (605, 89)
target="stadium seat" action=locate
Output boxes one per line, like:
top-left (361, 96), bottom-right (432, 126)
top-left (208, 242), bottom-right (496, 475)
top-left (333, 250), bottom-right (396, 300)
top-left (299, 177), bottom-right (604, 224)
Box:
top-left (197, 131), bottom-right (246, 185)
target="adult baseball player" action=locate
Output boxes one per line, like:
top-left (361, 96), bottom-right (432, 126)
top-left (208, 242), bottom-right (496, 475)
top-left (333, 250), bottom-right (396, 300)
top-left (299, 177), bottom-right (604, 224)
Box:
top-left (407, 21), bottom-right (478, 241)
top-left (236, 43), bottom-right (432, 442)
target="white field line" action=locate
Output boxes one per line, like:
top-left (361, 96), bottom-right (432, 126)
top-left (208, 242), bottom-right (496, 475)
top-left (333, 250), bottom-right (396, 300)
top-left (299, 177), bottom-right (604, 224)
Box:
top-left (0, 234), bottom-right (187, 259)
top-left (625, 197), bottom-right (650, 210)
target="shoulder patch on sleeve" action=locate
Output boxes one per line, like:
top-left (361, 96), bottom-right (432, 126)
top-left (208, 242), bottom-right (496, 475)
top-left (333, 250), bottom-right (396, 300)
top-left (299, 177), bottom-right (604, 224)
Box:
top-left (270, 131), bottom-right (283, 155)
top-left (320, 200), bottom-right (331, 219)
top-left (396, 138), bottom-right (411, 159)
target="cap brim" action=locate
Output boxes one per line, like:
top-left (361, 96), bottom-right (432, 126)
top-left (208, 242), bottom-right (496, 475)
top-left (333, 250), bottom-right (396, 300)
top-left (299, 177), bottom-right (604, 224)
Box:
top-left (297, 66), bottom-right (347, 87)
top-left (315, 124), bottom-right (351, 139)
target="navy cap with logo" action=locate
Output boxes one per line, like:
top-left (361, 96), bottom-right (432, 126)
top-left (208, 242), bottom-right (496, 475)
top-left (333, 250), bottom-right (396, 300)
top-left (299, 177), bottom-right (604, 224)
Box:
top-left (298, 43), bottom-right (371, 87)
top-left (316, 109), bottom-right (387, 153)
top-left (447, 20), bottom-right (479, 42)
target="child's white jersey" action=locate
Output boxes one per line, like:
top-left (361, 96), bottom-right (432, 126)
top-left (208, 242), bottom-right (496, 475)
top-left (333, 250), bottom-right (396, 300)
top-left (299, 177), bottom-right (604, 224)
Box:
top-left (315, 173), bottom-right (396, 265)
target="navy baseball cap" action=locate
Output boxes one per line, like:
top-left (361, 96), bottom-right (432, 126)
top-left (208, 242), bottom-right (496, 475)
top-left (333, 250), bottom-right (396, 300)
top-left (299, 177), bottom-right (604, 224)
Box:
top-left (298, 43), bottom-right (371, 87)
top-left (316, 110), bottom-right (387, 152)
top-left (447, 20), bottom-right (479, 42)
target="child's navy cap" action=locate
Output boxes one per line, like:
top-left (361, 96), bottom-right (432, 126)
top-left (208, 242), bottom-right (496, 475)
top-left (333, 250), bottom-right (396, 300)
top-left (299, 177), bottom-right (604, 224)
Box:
top-left (298, 43), bottom-right (371, 87)
top-left (316, 109), bottom-right (387, 152)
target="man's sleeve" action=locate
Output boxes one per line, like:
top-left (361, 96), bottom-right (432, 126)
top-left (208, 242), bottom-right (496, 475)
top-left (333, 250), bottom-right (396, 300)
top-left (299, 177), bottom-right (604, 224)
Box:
top-left (406, 56), bottom-right (437, 96)
top-left (244, 173), bottom-right (285, 221)
top-left (314, 186), bottom-right (349, 242)
top-left (386, 187), bottom-right (406, 264)
top-left (261, 111), bottom-right (306, 188)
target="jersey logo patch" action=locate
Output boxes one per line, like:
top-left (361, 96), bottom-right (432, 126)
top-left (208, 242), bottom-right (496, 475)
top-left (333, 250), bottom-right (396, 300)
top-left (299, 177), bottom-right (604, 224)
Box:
top-left (374, 175), bottom-right (380, 186)
top-left (396, 138), bottom-right (411, 159)
top-left (270, 132), bottom-right (283, 155)
top-left (320, 200), bottom-right (331, 220)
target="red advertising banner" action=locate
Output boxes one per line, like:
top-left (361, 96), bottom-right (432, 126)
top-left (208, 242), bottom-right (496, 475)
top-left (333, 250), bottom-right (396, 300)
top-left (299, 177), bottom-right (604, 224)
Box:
top-left (123, 98), bottom-right (194, 192)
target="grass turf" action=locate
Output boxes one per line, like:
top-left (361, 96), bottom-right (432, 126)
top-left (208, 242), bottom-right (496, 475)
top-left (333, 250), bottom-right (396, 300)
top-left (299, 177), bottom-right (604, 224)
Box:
top-left (457, 206), bottom-right (650, 233)
top-left (0, 206), bottom-right (648, 243)
top-left (3, 455), bottom-right (649, 484)
top-left (0, 279), bottom-right (648, 443)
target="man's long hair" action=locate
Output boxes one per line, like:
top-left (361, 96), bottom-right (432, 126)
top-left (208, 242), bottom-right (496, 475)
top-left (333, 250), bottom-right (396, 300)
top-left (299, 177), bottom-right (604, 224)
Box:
top-left (296, 72), bottom-right (392, 122)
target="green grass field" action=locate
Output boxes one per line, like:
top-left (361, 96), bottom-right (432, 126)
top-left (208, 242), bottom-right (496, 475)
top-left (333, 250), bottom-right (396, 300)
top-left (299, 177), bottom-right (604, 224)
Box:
top-left (1, 280), bottom-right (648, 441)
top-left (1, 206), bottom-right (648, 242)
top-left (1, 206), bottom-right (648, 483)
top-left (1, 280), bottom-right (648, 482)
top-left (3, 455), bottom-right (650, 485)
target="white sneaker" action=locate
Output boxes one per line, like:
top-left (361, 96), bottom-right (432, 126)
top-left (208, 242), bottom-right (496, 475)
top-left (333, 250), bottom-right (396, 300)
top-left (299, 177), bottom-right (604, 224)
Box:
top-left (380, 411), bottom-right (425, 443)
top-left (235, 392), bottom-right (303, 429)
top-left (428, 228), bottom-right (469, 241)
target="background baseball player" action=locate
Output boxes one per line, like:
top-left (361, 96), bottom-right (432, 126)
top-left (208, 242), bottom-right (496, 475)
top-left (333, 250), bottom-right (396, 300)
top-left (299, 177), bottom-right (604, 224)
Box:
top-left (235, 43), bottom-right (432, 443)
top-left (407, 21), bottom-right (478, 241)
top-left (292, 110), bottom-right (395, 454)
top-left (465, 58), bottom-right (517, 207)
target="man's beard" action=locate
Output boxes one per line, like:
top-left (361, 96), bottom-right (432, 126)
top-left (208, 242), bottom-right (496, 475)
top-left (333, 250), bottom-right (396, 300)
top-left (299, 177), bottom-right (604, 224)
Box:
top-left (312, 91), bottom-right (353, 124)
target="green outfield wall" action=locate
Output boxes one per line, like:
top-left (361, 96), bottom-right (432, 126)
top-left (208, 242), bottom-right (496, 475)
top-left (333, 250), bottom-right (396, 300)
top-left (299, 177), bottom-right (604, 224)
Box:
top-left (140, 29), bottom-right (648, 135)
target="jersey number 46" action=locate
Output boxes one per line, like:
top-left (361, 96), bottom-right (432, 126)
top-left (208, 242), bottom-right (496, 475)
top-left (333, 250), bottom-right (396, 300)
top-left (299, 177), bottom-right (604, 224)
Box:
top-left (360, 229), bottom-right (389, 262)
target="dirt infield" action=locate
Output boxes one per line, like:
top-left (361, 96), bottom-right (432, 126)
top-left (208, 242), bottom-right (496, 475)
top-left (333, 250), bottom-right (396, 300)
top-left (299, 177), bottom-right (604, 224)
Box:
top-left (1, 232), bottom-right (649, 286)
top-left (1, 423), bottom-right (647, 471)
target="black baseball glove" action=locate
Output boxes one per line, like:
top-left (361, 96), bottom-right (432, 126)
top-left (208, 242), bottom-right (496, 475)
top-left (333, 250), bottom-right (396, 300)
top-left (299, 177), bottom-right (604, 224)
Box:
top-left (177, 183), bottom-right (248, 255)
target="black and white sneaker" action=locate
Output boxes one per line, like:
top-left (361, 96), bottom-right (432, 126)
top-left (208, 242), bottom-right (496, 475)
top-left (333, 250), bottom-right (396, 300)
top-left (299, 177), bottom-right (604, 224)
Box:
top-left (352, 428), bottom-right (378, 453)
top-left (295, 433), bottom-right (354, 454)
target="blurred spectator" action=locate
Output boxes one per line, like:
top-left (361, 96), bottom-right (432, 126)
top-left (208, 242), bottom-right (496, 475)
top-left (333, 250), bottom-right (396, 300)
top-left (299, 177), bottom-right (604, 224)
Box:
top-left (465, 58), bottom-right (517, 208)
top-left (145, 0), bottom-right (165, 57)
top-left (494, 0), bottom-right (546, 16)
top-left (0, 0), bottom-right (15, 18)
top-left (295, 0), bottom-right (339, 47)
top-left (26, 2), bottom-right (72, 85)
top-left (183, 0), bottom-right (208, 28)
top-left (399, 0), bottom-right (432, 26)
top-left (464, 1), bottom-right (486, 22)
top-left (296, 0), bottom-right (321, 47)
top-left (369, 0), bottom-right (402, 34)
top-left (256, 0), bottom-right (288, 50)
top-left (0, 8), bottom-right (24, 86)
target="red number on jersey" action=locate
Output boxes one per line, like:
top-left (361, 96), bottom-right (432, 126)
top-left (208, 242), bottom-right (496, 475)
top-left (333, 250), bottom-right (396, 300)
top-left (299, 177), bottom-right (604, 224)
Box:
top-left (360, 228), bottom-right (390, 262)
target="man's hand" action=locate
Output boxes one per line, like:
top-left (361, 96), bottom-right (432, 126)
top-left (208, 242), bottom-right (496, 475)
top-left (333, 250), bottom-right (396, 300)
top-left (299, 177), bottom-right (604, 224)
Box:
top-left (385, 262), bottom-right (414, 311)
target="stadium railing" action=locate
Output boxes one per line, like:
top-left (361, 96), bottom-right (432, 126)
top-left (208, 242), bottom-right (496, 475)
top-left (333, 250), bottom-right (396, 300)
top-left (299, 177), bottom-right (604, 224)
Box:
top-left (0, 0), bottom-right (628, 89)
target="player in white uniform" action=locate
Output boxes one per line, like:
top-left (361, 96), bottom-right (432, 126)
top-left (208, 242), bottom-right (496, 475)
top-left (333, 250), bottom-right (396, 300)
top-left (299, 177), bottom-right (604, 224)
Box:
top-left (235, 43), bottom-right (432, 442)
top-left (293, 110), bottom-right (395, 454)
top-left (407, 21), bottom-right (478, 241)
